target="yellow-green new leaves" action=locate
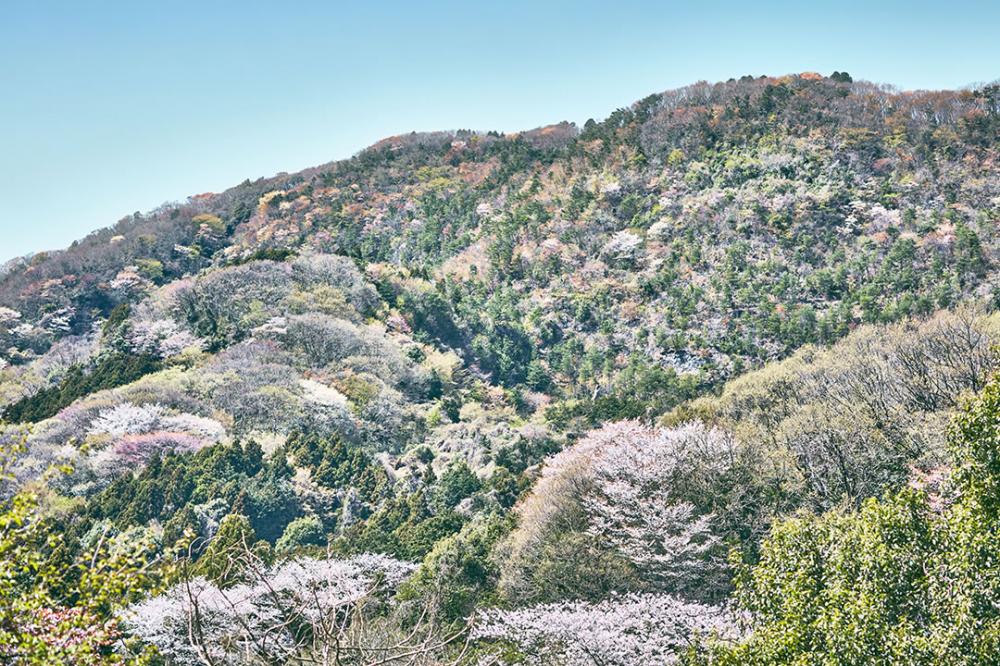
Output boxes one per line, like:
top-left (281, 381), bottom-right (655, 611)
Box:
top-left (0, 436), bottom-right (162, 665)
top-left (703, 371), bottom-right (1000, 666)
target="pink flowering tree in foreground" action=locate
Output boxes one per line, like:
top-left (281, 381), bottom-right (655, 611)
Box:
top-left (485, 421), bottom-right (741, 664)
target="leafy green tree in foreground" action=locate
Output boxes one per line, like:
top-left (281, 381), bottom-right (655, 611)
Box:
top-left (0, 435), bottom-right (161, 665)
top-left (703, 368), bottom-right (1000, 665)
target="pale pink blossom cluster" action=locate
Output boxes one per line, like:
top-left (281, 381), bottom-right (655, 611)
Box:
top-left (123, 554), bottom-right (415, 665)
top-left (0, 306), bottom-right (22, 325)
top-left (601, 230), bottom-right (643, 261)
top-left (474, 593), bottom-right (739, 665)
top-left (88, 402), bottom-right (167, 438)
top-left (127, 318), bottom-right (202, 358)
top-left (581, 421), bottom-right (734, 590)
top-left (108, 265), bottom-right (152, 296)
top-left (86, 402), bottom-right (225, 471)
top-left (516, 421), bottom-right (733, 595)
top-left (112, 432), bottom-right (203, 464)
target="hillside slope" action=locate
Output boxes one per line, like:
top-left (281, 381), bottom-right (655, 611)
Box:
top-left (0, 72), bottom-right (999, 665)
top-left (3, 74), bottom-right (998, 398)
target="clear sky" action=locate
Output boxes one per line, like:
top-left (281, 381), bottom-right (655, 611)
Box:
top-left (2, 0), bottom-right (998, 262)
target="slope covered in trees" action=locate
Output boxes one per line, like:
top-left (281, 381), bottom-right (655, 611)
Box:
top-left (0, 72), bottom-right (998, 664)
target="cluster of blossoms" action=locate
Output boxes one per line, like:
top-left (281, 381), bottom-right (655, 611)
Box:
top-left (108, 265), bottom-right (152, 296)
top-left (491, 421), bottom-right (741, 663)
top-left (474, 593), bottom-right (740, 665)
top-left (518, 420), bottom-right (734, 596)
top-left (601, 230), bottom-right (643, 262)
top-left (42, 307), bottom-right (75, 334)
top-left (87, 402), bottom-right (225, 469)
top-left (123, 554), bottom-right (416, 665)
top-left (88, 402), bottom-right (168, 438)
top-left (580, 421), bottom-right (735, 591)
top-left (127, 318), bottom-right (202, 358)
top-left (0, 305), bottom-right (21, 362)
top-left (0, 307), bottom-right (21, 324)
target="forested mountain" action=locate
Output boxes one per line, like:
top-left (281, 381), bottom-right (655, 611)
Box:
top-left (1, 72), bottom-right (999, 665)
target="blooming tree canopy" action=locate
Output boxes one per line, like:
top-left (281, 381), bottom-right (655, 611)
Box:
top-left (474, 593), bottom-right (739, 665)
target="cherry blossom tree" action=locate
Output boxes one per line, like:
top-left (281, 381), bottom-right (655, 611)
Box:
top-left (499, 421), bottom-right (735, 603)
top-left (127, 318), bottom-right (202, 358)
top-left (581, 421), bottom-right (734, 596)
top-left (122, 551), bottom-right (474, 666)
top-left (474, 593), bottom-right (739, 665)
top-left (85, 402), bottom-right (225, 475)
top-left (88, 402), bottom-right (167, 438)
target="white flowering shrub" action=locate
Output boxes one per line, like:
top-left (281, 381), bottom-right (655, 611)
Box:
top-left (582, 421), bottom-right (734, 594)
top-left (474, 593), bottom-right (739, 665)
top-left (123, 554), bottom-right (418, 665)
top-left (41, 306), bottom-right (76, 334)
top-left (108, 265), bottom-right (152, 297)
top-left (88, 402), bottom-right (167, 438)
top-left (601, 230), bottom-right (643, 262)
top-left (0, 307), bottom-right (22, 325)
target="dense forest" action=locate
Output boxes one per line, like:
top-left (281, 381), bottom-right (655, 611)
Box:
top-left (1, 72), bottom-right (999, 665)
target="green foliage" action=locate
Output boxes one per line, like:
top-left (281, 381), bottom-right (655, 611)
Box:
top-left (2, 353), bottom-right (161, 424)
top-left (714, 491), bottom-right (938, 665)
top-left (196, 513), bottom-right (272, 588)
top-left (951, 367), bottom-right (1000, 516)
top-left (102, 303), bottom-right (132, 337)
top-left (2, 73), bottom-right (999, 664)
top-left (471, 322), bottom-right (534, 387)
top-left (134, 259), bottom-right (164, 282)
top-left (275, 515), bottom-right (327, 553)
top-left (398, 512), bottom-right (513, 622)
top-left (236, 477), bottom-right (302, 543)
top-left (89, 441), bottom-right (300, 547)
top-left (433, 460), bottom-right (481, 511)
top-left (515, 531), bottom-right (639, 605)
top-left (546, 361), bottom-right (702, 427)
top-left (704, 371), bottom-right (1000, 665)
top-left (336, 491), bottom-right (466, 561)
top-left (0, 438), bottom-right (160, 664)
top-left (287, 431), bottom-right (389, 497)
top-left (395, 286), bottom-right (465, 349)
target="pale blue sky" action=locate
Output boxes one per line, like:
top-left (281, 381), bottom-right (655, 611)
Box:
top-left (1, 0), bottom-right (998, 262)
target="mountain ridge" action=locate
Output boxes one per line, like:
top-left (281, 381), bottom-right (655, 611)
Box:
top-left (2, 72), bottom-right (998, 395)
top-left (6, 71), bottom-right (991, 266)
